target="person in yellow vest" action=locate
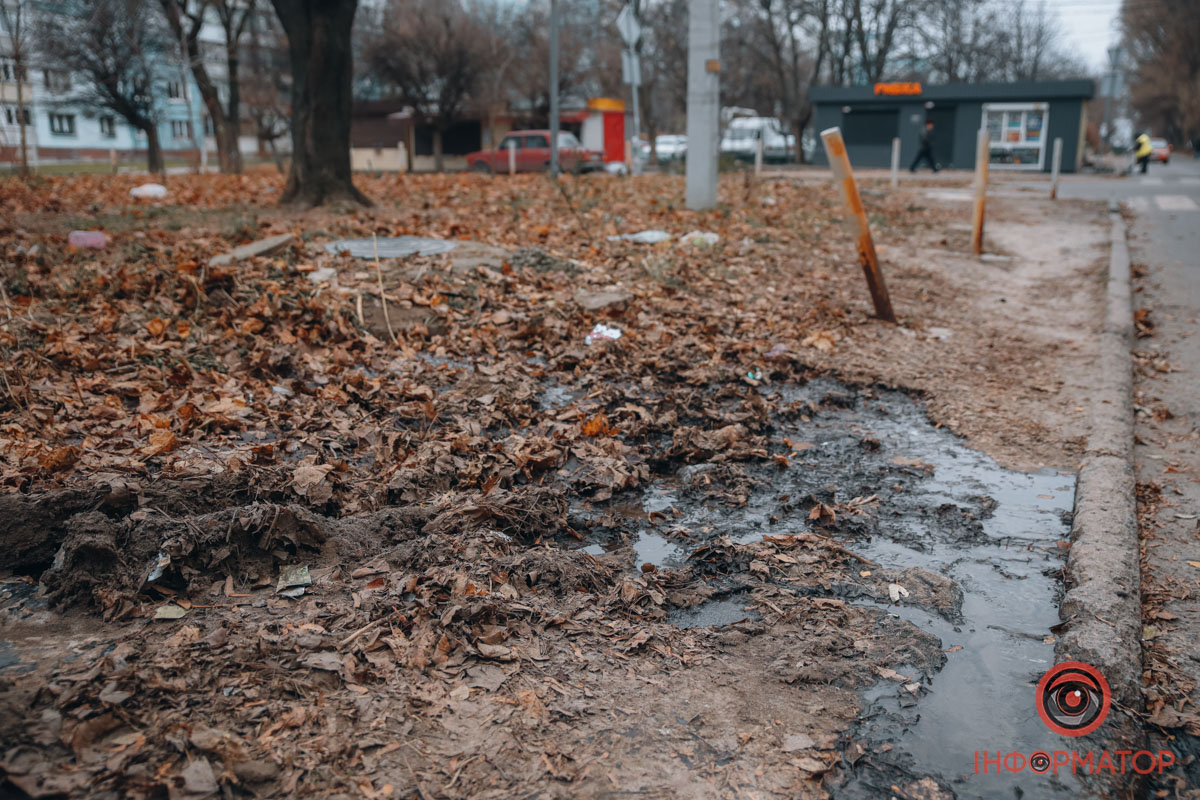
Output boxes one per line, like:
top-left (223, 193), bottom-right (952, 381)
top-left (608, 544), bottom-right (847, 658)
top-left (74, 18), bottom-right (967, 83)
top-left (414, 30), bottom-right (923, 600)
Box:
top-left (1135, 133), bottom-right (1153, 174)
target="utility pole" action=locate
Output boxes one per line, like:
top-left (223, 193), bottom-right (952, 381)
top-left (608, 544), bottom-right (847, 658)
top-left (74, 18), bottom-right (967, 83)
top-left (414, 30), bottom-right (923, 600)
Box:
top-left (549, 0), bottom-right (560, 177)
top-left (1100, 45), bottom-right (1122, 154)
top-left (685, 0), bottom-right (718, 210)
top-left (617, 2), bottom-right (642, 175)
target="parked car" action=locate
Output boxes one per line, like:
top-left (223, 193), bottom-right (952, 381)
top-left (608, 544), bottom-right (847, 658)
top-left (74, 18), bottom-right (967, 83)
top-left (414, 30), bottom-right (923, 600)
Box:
top-left (719, 117), bottom-right (795, 162)
top-left (466, 130), bottom-right (603, 174)
top-left (654, 134), bottom-right (687, 162)
top-left (1150, 137), bottom-right (1172, 163)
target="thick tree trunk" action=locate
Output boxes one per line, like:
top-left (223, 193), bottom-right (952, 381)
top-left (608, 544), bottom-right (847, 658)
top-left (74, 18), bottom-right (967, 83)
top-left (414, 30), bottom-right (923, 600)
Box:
top-left (15, 67), bottom-right (28, 176)
top-left (270, 0), bottom-right (369, 207)
top-left (146, 125), bottom-right (165, 174)
top-left (225, 43), bottom-right (244, 173)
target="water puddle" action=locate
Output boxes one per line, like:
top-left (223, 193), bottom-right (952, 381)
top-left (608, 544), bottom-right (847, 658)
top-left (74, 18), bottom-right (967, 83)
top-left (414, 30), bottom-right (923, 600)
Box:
top-left (582, 378), bottom-right (1078, 796)
top-left (668, 594), bottom-right (762, 629)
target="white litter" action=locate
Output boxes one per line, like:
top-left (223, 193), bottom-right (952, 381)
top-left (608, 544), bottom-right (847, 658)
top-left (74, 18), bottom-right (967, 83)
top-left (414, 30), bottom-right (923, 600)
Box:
top-left (585, 323), bottom-right (623, 345)
top-left (606, 229), bottom-right (672, 244)
top-left (307, 266), bottom-right (337, 284)
top-left (604, 162), bottom-right (628, 175)
top-left (678, 230), bottom-right (720, 248)
top-left (129, 183), bottom-right (168, 199)
top-left (888, 583), bottom-right (910, 603)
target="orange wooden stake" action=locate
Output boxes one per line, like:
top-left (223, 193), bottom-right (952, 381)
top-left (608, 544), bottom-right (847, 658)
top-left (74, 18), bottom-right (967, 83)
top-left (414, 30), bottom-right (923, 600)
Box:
top-left (819, 127), bottom-right (898, 324)
top-left (971, 127), bottom-right (989, 255)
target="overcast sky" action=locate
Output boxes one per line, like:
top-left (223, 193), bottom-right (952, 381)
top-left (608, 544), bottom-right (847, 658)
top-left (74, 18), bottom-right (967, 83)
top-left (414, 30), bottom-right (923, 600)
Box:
top-left (1046, 0), bottom-right (1123, 72)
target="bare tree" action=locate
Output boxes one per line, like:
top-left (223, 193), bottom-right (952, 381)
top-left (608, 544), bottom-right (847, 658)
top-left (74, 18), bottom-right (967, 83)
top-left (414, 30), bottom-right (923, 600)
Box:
top-left (364, 0), bottom-right (493, 172)
top-left (1122, 0), bottom-right (1200, 144)
top-left (243, 6), bottom-right (289, 170)
top-left (0, 0), bottom-right (32, 174)
top-left (159, 0), bottom-right (256, 173)
top-left (269, 0), bottom-right (367, 207)
top-left (35, 0), bottom-right (171, 174)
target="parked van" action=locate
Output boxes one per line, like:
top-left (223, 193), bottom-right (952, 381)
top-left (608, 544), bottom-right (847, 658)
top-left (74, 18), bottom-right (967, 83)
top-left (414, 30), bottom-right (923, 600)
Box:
top-left (719, 117), bottom-right (795, 163)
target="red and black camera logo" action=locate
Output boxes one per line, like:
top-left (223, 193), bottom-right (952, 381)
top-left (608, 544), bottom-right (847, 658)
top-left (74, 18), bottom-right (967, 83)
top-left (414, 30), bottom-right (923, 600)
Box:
top-left (1036, 661), bottom-right (1111, 737)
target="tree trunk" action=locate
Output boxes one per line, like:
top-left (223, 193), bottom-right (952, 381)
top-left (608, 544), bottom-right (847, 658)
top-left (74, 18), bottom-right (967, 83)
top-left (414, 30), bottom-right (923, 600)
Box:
top-left (270, 0), bottom-right (369, 207)
top-left (225, 42), bottom-right (244, 173)
top-left (159, 0), bottom-right (233, 173)
top-left (433, 128), bottom-right (444, 173)
top-left (15, 64), bottom-right (28, 176)
top-left (146, 125), bottom-right (165, 174)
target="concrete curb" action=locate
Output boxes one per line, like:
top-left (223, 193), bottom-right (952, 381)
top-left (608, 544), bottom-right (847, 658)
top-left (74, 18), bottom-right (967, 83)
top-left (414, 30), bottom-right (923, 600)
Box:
top-left (1056, 210), bottom-right (1142, 735)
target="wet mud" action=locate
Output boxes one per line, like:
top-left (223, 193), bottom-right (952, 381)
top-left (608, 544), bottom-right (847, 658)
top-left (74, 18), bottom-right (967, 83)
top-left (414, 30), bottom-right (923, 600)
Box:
top-left (0, 377), bottom-right (1076, 799)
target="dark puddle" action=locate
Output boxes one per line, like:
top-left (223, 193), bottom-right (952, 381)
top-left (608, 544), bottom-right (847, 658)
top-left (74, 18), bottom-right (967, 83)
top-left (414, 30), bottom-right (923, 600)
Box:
top-left (667, 593), bottom-right (762, 629)
top-left (581, 378), bottom-right (1079, 798)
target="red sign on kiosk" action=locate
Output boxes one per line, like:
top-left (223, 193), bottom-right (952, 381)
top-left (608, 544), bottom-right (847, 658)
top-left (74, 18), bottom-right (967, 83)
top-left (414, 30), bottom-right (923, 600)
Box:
top-left (874, 82), bottom-right (922, 96)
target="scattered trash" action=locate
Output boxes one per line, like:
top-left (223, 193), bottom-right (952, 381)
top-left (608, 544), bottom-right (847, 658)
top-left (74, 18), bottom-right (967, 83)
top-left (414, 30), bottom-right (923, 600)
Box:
top-left (323, 236), bottom-right (457, 259)
top-left (271, 384), bottom-right (294, 397)
top-left (208, 232), bottom-right (294, 266)
top-left (746, 368), bottom-right (763, 381)
top-left (144, 552), bottom-right (170, 584)
top-left (678, 230), bottom-right (720, 248)
top-left (604, 162), bottom-right (628, 175)
top-left (67, 230), bottom-right (108, 249)
top-left (575, 287), bottom-right (632, 312)
top-left (766, 343), bottom-right (788, 359)
top-left (307, 266), bottom-right (337, 284)
top-left (585, 323), bottom-right (623, 345)
top-left (925, 327), bottom-right (953, 340)
top-left (276, 564), bottom-right (312, 598)
top-left (153, 602), bottom-right (189, 620)
top-left (129, 183), bottom-right (168, 200)
top-left (606, 230), bottom-right (672, 244)
top-left (888, 583), bottom-right (910, 603)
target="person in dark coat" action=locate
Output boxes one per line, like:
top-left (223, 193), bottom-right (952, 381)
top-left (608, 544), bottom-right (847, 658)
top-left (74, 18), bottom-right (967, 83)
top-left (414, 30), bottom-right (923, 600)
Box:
top-left (910, 119), bottom-right (939, 173)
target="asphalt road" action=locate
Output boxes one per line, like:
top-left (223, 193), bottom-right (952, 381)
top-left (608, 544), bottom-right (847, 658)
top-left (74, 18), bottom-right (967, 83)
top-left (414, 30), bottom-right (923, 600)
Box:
top-left (1062, 155), bottom-right (1200, 789)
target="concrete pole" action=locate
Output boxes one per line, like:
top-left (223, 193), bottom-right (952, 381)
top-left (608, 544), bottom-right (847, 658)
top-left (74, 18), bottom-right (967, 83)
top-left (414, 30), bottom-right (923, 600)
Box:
top-left (508, 139), bottom-right (516, 175)
top-left (890, 137), bottom-right (900, 188)
top-left (820, 127), bottom-right (897, 324)
top-left (630, 55), bottom-right (642, 176)
top-left (1050, 137), bottom-right (1062, 200)
top-left (971, 127), bottom-right (989, 256)
top-left (685, 0), bottom-right (719, 210)
top-left (549, 0), bottom-right (560, 177)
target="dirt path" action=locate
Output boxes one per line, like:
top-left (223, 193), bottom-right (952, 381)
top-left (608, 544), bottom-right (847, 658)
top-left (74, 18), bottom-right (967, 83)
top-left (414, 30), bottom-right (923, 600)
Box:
top-left (0, 173), bottom-right (1107, 799)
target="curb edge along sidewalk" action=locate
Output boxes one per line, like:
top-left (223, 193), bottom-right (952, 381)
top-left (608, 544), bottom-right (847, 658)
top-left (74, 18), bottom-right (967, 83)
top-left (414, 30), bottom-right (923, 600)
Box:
top-left (1056, 205), bottom-right (1143, 749)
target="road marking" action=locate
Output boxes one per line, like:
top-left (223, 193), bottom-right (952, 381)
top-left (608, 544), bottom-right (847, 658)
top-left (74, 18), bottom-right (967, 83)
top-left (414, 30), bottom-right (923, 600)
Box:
top-left (1140, 177), bottom-right (1163, 186)
top-left (1127, 197), bottom-right (1151, 212)
top-left (1154, 194), bottom-right (1200, 211)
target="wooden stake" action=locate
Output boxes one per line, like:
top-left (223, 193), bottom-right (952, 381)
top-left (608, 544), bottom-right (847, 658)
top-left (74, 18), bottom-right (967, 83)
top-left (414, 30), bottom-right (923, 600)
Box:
top-left (819, 127), bottom-right (897, 324)
top-left (624, 139), bottom-right (633, 174)
top-left (1050, 137), bottom-right (1063, 199)
top-left (754, 135), bottom-right (763, 178)
top-left (890, 137), bottom-right (900, 189)
top-left (971, 127), bottom-right (989, 256)
top-left (508, 139), bottom-right (516, 175)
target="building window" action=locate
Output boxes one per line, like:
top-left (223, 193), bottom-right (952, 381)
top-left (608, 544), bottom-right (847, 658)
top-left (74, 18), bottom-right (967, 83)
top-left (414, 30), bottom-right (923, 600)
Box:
top-left (204, 115), bottom-right (213, 136)
top-left (43, 69), bottom-right (70, 92)
top-left (0, 59), bottom-right (24, 82)
top-left (170, 119), bottom-right (193, 139)
top-left (982, 102), bottom-right (1050, 169)
top-left (3, 106), bottom-right (27, 125)
top-left (48, 112), bottom-right (76, 136)
top-left (166, 80), bottom-right (182, 100)
top-left (99, 116), bottom-right (116, 138)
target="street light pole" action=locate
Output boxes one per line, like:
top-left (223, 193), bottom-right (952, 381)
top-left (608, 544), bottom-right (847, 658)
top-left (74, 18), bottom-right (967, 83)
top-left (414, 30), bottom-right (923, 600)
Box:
top-left (685, 0), bottom-right (719, 210)
top-left (1101, 45), bottom-right (1122, 154)
top-left (549, 0), bottom-right (560, 177)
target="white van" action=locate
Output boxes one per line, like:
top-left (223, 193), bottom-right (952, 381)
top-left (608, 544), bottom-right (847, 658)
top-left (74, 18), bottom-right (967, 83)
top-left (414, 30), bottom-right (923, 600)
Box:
top-left (719, 117), bottom-right (796, 162)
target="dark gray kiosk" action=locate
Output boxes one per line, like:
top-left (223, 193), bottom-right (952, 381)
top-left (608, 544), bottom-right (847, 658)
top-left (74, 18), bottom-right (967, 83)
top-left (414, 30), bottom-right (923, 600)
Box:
top-left (810, 80), bottom-right (1094, 173)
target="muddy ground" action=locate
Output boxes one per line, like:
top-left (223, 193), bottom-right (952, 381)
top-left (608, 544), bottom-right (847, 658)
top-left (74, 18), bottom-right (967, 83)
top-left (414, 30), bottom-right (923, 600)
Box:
top-left (0, 172), bottom-right (1108, 799)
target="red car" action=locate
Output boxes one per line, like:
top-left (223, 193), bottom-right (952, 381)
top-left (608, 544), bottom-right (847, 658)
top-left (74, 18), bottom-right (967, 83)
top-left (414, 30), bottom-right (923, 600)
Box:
top-left (467, 129), bottom-right (604, 174)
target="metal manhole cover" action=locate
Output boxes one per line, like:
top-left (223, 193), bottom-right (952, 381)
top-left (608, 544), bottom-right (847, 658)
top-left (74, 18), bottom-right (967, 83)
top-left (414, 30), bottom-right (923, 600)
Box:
top-left (323, 236), bottom-right (458, 259)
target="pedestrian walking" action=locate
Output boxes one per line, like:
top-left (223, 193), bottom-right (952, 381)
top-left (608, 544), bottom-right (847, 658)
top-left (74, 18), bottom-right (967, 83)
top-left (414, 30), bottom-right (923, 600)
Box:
top-left (910, 120), bottom-right (939, 173)
top-left (1135, 132), bottom-right (1153, 174)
